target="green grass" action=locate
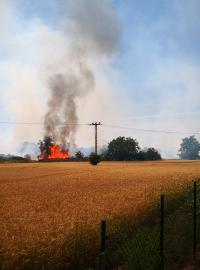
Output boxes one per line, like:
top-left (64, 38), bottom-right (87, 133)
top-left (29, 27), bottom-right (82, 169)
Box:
top-left (106, 181), bottom-right (200, 270)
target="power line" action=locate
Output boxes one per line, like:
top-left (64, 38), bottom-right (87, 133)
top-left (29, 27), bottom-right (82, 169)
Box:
top-left (0, 122), bottom-right (88, 126)
top-left (0, 121), bottom-right (199, 135)
top-left (103, 124), bottom-right (200, 135)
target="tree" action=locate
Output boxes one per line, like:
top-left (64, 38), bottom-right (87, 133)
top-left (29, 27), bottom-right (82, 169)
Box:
top-left (107, 136), bottom-right (140, 161)
top-left (75, 151), bottom-right (84, 160)
top-left (38, 136), bottom-right (53, 159)
top-left (136, 148), bottom-right (162, 161)
top-left (137, 150), bottom-right (147, 161)
top-left (145, 148), bottom-right (162, 160)
top-left (178, 136), bottom-right (200, 160)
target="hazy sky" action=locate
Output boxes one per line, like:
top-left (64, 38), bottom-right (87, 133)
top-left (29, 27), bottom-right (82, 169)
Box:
top-left (0, 0), bottom-right (200, 158)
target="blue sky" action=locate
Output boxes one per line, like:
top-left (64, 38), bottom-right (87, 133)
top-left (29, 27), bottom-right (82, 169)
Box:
top-left (0, 0), bottom-right (200, 157)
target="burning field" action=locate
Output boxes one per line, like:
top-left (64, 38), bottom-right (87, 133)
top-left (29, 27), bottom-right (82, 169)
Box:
top-left (0, 160), bottom-right (200, 269)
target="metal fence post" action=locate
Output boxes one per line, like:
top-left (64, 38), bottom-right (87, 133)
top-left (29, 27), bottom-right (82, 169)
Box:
top-left (160, 194), bottom-right (164, 270)
top-left (99, 220), bottom-right (107, 270)
top-left (101, 220), bottom-right (106, 252)
top-left (193, 181), bottom-right (197, 260)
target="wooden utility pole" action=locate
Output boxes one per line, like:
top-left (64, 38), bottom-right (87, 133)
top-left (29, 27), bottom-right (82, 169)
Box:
top-left (89, 122), bottom-right (102, 154)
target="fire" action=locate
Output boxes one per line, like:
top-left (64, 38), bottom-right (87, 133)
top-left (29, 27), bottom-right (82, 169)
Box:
top-left (41, 144), bottom-right (69, 160)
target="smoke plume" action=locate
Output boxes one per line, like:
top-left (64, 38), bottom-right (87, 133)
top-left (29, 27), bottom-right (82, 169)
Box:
top-left (44, 0), bottom-right (120, 148)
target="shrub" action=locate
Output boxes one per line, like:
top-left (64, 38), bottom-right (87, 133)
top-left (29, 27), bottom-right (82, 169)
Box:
top-left (89, 152), bottom-right (101, 165)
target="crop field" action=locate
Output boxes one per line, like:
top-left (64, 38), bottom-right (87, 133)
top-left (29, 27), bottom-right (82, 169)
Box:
top-left (1, 160), bottom-right (200, 269)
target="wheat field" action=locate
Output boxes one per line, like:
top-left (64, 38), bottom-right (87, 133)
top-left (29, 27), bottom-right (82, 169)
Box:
top-left (0, 160), bottom-right (200, 267)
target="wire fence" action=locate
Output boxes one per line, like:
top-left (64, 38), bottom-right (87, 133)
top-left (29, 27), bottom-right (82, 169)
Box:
top-left (93, 181), bottom-right (200, 270)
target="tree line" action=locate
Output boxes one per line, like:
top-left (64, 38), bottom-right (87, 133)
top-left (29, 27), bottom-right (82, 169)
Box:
top-left (38, 135), bottom-right (200, 164)
top-left (88, 135), bottom-right (200, 165)
top-left (97, 135), bottom-right (200, 162)
top-left (100, 136), bottom-right (161, 161)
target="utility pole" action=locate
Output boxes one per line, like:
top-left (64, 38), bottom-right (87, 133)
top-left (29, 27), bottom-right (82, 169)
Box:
top-left (89, 122), bottom-right (102, 154)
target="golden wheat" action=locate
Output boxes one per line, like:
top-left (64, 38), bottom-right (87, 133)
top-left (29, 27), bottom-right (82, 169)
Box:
top-left (0, 160), bottom-right (200, 263)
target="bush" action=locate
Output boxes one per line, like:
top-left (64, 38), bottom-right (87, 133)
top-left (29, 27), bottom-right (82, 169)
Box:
top-left (89, 152), bottom-right (101, 165)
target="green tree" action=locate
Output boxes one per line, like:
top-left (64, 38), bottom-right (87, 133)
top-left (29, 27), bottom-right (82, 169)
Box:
top-left (178, 136), bottom-right (200, 160)
top-left (107, 136), bottom-right (140, 161)
top-left (136, 148), bottom-right (162, 161)
top-left (137, 150), bottom-right (147, 161)
top-left (145, 148), bottom-right (162, 160)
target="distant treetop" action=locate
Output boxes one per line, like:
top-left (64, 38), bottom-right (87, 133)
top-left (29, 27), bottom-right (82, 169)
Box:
top-left (178, 136), bottom-right (200, 160)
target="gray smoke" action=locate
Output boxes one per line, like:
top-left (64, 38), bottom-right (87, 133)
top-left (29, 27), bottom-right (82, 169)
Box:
top-left (44, 65), bottom-right (95, 148)
top-left (17, 142), bottom-right (40, 159)
top-left (44, 0), bottom-right (120, 148)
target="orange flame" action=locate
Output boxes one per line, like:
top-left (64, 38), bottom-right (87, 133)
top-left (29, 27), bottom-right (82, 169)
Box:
top-left (41, 144), bottom-right (69, 160)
